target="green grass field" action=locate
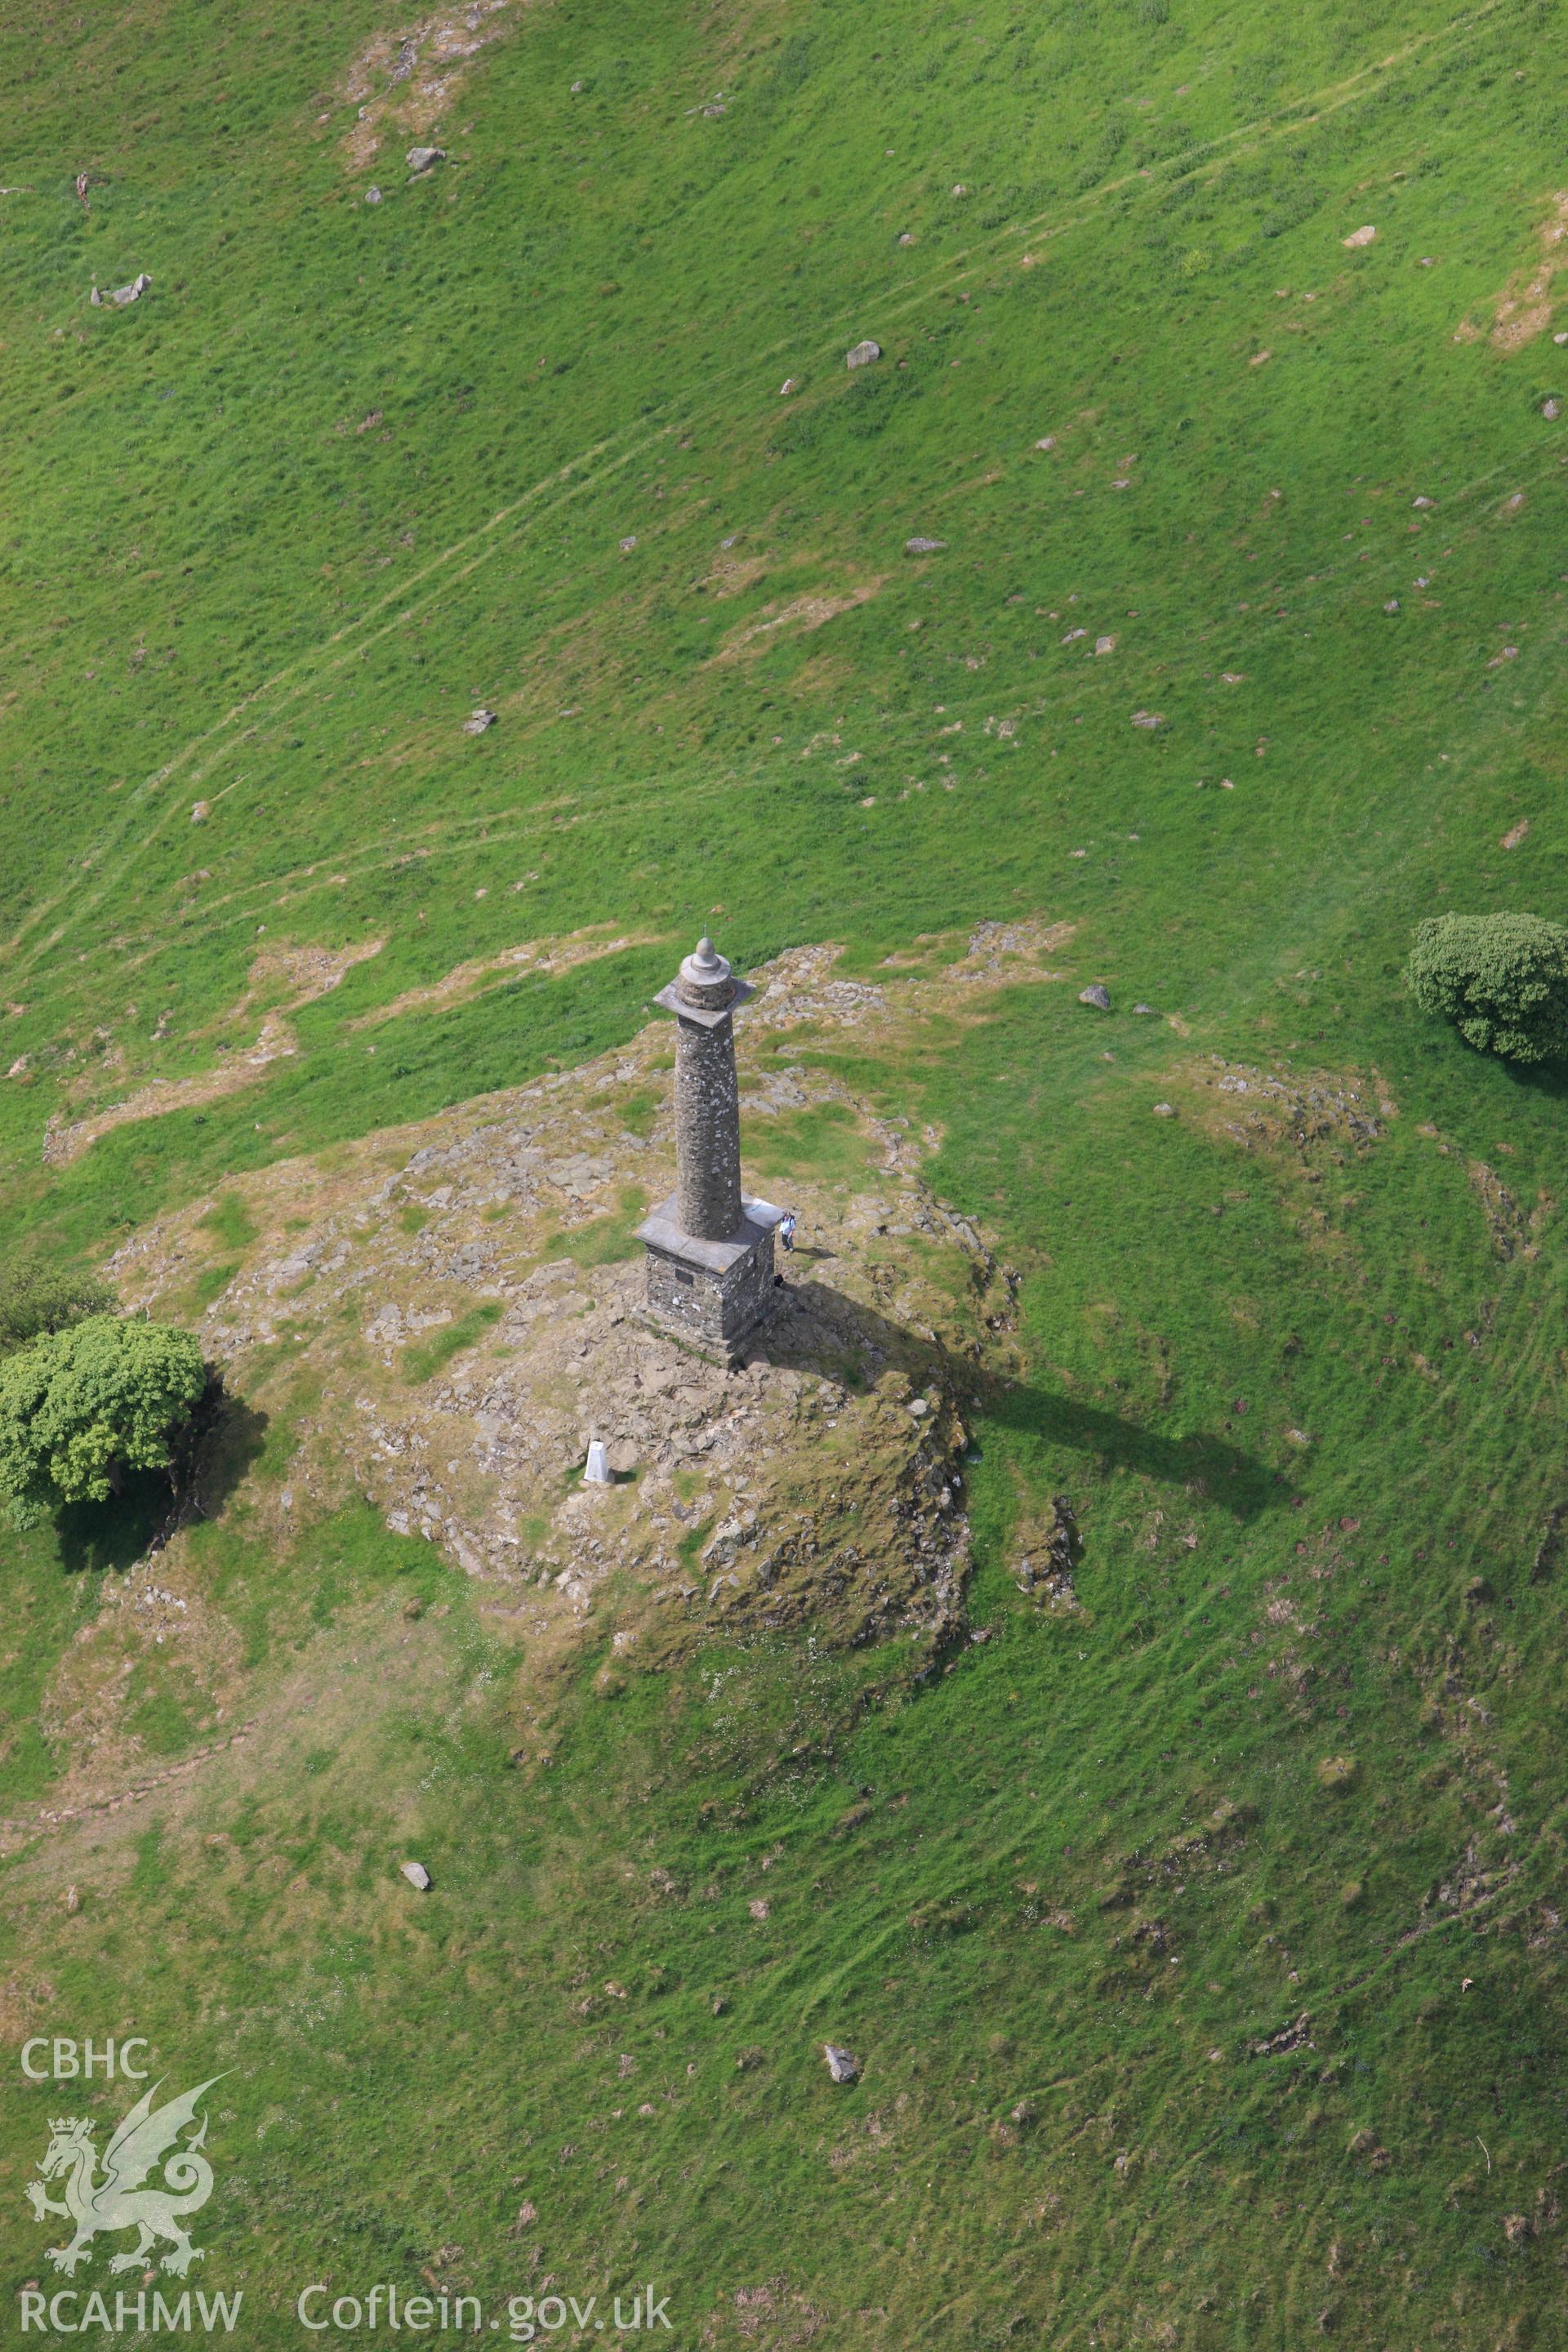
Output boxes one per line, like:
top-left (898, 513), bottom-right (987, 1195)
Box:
top-left (4, 0), bottom-right (1568, 2341)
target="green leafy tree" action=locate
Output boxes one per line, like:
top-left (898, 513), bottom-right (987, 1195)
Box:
top-left (0, 1255), bottom-right (114, 1355)
top-left (1405, 912), bottom-right (1568, 1064)
top-left (0, 1316), bottom-right (207, 1529)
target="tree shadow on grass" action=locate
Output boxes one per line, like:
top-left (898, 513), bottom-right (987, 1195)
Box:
top-left (56, 1471), bottom-right (172, 1575)
top-left (54, 1383), bottom-right (270, 1576)
top-left (753, 1276), bottom-right (1275, 1522)
top-left (189, 1384), bottom-right (269, 1521)
top-left (1499, 1055), bottom-right (1568, 1104)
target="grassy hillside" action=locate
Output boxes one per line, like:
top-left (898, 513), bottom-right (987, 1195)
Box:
top-left (4, 0), bottom-right (1568, 2342)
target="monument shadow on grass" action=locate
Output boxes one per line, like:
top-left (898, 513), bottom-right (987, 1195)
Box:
top-left (754, 1275), bottom-right (1275, 1523)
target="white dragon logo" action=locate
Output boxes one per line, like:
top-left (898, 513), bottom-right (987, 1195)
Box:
top-left (25, 2077), bottom-right (222, 2277)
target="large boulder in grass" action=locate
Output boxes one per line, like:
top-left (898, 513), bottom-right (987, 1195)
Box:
top-left (1405, 912), bottom-right (1568, 1064)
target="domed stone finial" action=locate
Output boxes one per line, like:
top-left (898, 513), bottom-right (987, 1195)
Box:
top-left (676, 935), bottom-right (734, 1011)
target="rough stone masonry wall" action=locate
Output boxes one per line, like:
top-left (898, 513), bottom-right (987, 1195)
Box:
top-left (675, 1011), bottom-right (743, 1240)
top-left (719, 1224), bottom-right (777, 1340)
top-left (644, 1246), bottom-right (728, 1348)
top-left (644, 1225), bottom-right (777, 1354)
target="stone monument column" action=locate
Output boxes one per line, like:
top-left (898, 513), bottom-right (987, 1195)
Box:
top-left (670, 938), bottom-right (745, 1240)
top-left (635, 936), bottom-right (782, 1365)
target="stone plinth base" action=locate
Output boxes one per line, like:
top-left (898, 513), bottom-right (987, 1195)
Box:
top-left (635, 1193), bottom-right (782, 1367)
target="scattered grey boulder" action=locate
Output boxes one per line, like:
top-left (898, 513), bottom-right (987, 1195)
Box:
top-left (1544, 399), bottom-right (1561, 420)
top-left (365, 186), bottom-right (383, 206)
top-left (1078, 984), bottom-right (1111, 1011)
top-left (906, 535), bottom-right (946, 555)
top-left (91, 272), bottom-right (151, 309)
top-left (823, 2044), bottom-right (860, 2084)
top-left (463, 708), bottom-right (497, 735)
top-left (1383, 599), bottom-right (1399, 614)
top-left (407, 145), bottom-right (447, 175)
top-left (401, 1860), bottom-right (432, 1891)
top-left (1130, 710), bottom-right (1165, 729)
top-left (898, 231), bottom-right (915, 247)
top-left (702, 1516), bottom-right (751, 1566)
top-left (1413, 495), bottom-right (1436, 508)
top-left (845, 338), bottom-right (882, 370)
top-left (190, 800), bottom-right (210, 822)
top-left (1132, 1002), bottom-right (1156, 1015)
top-left (1152, 1102), bottom-right (1176, 1118)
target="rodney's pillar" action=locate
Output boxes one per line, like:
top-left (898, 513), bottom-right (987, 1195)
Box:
top-left (636, 938), bottom-right (781, 1364)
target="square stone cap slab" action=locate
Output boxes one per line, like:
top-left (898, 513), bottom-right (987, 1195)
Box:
top-left (652, 974), bottom-right (755, 1029)
top-left (636, 1191), bottom-right (782, 1272)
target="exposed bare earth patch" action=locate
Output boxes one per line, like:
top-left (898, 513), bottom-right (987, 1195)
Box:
top-left (1468, 1159), bottom-right (1550, 1262)
top-left (1179, 1056), bottom-right (1392, 1156)
top-left (351, 925), bottom-right (657, 1030)
top-left (1454, 189), bottom-right (1568, 351)
top-left (339, 1), bottom-right (516, 176)
top-left (693, 554), bottom-right (771, 600)
top-left (711, 580), bottom-right (886, 663)
top-left (42, 939), bottom-right (383, 1165)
